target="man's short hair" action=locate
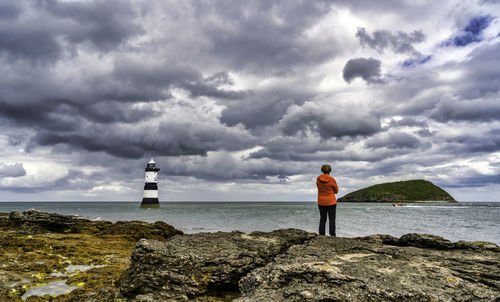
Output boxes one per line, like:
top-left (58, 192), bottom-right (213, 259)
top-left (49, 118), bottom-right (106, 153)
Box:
top-left (321, 164), bottom-right (332, 174)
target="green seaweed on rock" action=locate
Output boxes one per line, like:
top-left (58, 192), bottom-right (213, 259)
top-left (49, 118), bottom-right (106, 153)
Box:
top-left (0, 210), bottom-right (181, 301)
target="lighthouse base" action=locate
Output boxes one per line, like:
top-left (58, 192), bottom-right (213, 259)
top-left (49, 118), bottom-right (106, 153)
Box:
top-left (140, 198), bottom-right (160, 208)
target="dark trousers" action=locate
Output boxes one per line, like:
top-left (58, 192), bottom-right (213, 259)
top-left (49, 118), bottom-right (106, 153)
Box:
top-left (318, 204), bottom-right (336, 236)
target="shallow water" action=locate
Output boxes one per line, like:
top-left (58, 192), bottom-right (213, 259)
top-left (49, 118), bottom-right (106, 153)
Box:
top-left (1, 201), bottom-right (499, 245)
top-left (51, 264), bottom-right (107, 277)
top-left (21, 280), bottom-right (78, 301)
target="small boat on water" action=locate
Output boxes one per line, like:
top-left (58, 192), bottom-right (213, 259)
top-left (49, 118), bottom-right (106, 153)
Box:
top-left (392, 203), bottom-right (405, 207)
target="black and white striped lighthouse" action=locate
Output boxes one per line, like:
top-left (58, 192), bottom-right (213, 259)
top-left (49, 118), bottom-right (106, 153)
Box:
top-left (140, 158), bottom-right (160, 208)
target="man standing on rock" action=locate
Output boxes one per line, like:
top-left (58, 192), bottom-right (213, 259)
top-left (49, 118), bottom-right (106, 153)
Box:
top-left (316, 164), bottom-right (339, 236)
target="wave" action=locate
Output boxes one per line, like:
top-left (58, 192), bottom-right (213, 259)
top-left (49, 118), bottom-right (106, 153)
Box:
top-left (403, 206), bottom-right (470, 209)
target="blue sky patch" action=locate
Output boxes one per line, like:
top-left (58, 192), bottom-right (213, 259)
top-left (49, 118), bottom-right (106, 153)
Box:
top-left (402, 55), bottom-right (432, 68)
top-left (464, 16), bottom-right (493, 35)
top-left (443, 15), bottom-right (494, 47)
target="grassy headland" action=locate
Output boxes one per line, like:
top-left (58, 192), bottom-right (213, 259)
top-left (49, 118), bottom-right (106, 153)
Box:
top-left (338, 179), bottom-right (456, 202)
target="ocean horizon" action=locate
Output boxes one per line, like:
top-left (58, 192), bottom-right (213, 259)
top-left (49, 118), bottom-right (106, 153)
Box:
top-left (1, 201), bottom-right (499, 245)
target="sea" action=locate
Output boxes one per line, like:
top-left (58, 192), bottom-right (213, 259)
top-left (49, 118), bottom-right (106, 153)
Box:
top-left (1, 202), bottom-right (499, 245)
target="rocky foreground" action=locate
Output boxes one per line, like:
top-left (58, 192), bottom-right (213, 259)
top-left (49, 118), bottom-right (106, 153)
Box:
top-left (1, 210), bottom-right (499, 301)
top-left (0, 209), bottom-right (182, 301)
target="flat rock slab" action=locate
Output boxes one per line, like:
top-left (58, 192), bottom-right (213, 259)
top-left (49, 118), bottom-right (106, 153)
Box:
top-left (121, 231), bottom-right (500, 301)
top-left (238, 234), bottom-right (500, 301)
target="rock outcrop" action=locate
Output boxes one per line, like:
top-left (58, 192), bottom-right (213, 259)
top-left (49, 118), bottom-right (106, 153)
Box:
top-left (2, 209), bottom-right (182, 241)
top-left (237, 234), bottom-right (499, 301)
top-left (121, 230), bottom-right (499, 301)
top-left (120, 229), bottom-right (316, 301)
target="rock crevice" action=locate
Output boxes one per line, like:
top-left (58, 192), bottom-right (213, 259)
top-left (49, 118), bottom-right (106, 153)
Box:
top-left (120, 229), bottom-right (316, 300)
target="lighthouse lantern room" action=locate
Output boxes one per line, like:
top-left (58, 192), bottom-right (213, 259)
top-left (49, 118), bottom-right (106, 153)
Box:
top-left (140, 158), bottom-right (160, 208)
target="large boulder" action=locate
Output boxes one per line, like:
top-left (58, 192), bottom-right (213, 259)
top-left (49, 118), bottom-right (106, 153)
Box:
top-left (120, 229), bottom-right (315, 300)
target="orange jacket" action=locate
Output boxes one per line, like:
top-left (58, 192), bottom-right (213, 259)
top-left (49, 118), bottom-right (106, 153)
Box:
top-left (316, 174), bottom-right (339, 206)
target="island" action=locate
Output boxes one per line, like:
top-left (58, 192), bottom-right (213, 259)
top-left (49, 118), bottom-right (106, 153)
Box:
top-left (2, 209), bottom-right (498, 301)
top-left (338, 179), bottom-right (456, 203)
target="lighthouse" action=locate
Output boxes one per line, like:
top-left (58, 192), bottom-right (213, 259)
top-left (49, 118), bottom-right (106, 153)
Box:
top-left (140, 158), bottom-right (160, 208)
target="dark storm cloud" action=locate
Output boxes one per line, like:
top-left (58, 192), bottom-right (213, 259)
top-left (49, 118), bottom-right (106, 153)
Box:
top-left (221, 96), bottom-right (296, 129)
top-left (250, 136), bottom-right (414, 163)
top-left (42, 0), bottom-right (143, 51)
top-left (77, 102), bottom-right (160, 124)
top-left (279, 101), bottom-right (381, 139)
top-left (29, 118), bottom-right (256, 159)
top-left (450, 174), bottom-right (500, 187)
top-left (458, 43), bottom-right (500, 99)
top-left (164, 153), bottom-right (306, 181)
top-left (204, 72), bottom-right (234, 86)
top-left (364, 132), bottom-right (422, 150)
top-left (249, 136), bottom-right (346, 162)
top-left (195, 0), bottom-right (338, 74)
top-left (430, 95), bottom-right (500, 123)
top-left (0, 163), bottom-right (26, 178)
top-left (417, 129), bottom-right (433, 138)
top-left (444, 129), bottom-right (500, 154)
top-left (0, 100), bottom-right (80, 131)
top-left (220, 84), bottom-right (315, 129)
top-left (194, 72), bottom-right (245, 99)
top-left (343, 58), bottom-right (383, 84)
top-left (356, 27), bottom-right (426, 55)
top-left (0, 55), bottom-right (242, 133)
top-left (0, 0), bottom-right (338, 167)
top-left (0, 96), bottom-right (157, 131)
top-left (336, 151), bottom-right (448, 183)
top-left (0, 2), bottom-right (20, 19)
top-left (355, 27), bottom-right (430, 68)
top-left (0, 169), bottom-right (99, 193)
top-left (0, 0), bottom-right (142, 64)
top-left (8, 133), bottom-right (26, 147)
top-left (112, 58), bottom-right (200, 90)
top-left (443, 15), bottom-right (494, 47)
top-left (185, 82), bottom-right (245, 100)
top-left (72, 62), bottom-right (239, 108)
top-left (0, 4), bottom-right (254, 166)
top-left (387, 117), bottom-right (428, 128)
top-left (112, 58), bottom-right (244, 100)
top-left (0, 23), bottom-right (61, 63)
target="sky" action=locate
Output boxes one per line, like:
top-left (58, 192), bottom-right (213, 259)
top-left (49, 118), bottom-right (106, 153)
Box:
top-left (1, 0), bottom-right (500, 202)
